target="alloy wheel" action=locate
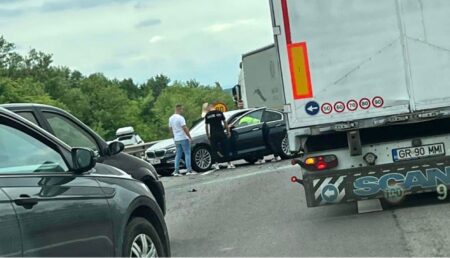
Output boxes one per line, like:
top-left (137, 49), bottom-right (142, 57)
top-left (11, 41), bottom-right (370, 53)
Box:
top-left (195, 148), bottom-right (212, 170)
top-left (130, 233), bottom-right (158, 258)
top-left (281, 135), bottom-right (291, 156)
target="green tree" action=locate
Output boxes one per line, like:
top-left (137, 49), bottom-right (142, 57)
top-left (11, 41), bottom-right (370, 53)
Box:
top-left (0, 36), bottom-right (235, 143)
top-left (150, 81), bottom-right (234, 139)
top-left (140, 74), bottom-right (170, 100)
top-left (119, 78), bottom-right (140, 100)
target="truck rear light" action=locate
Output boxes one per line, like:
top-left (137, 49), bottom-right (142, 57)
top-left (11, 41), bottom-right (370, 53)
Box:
top-left (316, 161), bottom-right (327, 170)
top-left (292, 155), bottom-right (338, 171)
top-left (305, 157), bottom-right (316, 165)
top-left (290, 176), bottom-right (304, 185)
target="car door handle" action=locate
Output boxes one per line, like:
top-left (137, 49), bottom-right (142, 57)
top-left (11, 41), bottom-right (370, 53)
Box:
top-left (14, 195), bottom-right (38, 209)
top-left (275, 124), bottom-right (283, 127)
top-left (252, 127), bottom-right (261, 131)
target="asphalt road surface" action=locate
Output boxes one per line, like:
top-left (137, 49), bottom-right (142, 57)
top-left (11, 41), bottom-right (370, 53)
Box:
top-left (161, 159), bottom-right (450, 257)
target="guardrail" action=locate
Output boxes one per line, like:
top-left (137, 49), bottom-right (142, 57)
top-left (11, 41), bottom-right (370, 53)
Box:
top-left (123, 141), bottom-right (159, 160)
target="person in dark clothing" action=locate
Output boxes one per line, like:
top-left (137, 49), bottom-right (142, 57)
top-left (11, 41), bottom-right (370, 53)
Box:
top-left (205, 103), bottom-right (235, 170)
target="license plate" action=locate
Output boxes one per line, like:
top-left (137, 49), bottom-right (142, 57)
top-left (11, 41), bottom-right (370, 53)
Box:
top-left (148, 159), bottom-right (161, 165)
top-left (392, 143), bottom-right (445, 162)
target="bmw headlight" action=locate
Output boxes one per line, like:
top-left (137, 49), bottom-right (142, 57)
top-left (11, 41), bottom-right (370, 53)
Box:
top-left (166, 147), bottom-right (176, 155)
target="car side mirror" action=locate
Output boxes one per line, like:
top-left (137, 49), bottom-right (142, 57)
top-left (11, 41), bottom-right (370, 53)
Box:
top-left (108, 141), bottom-right (125, 156)
top-left (72, 148), bottom-right (96, 173)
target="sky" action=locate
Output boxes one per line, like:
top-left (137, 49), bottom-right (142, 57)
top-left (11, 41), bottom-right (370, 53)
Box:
top-left (0, 0), bottom-right (274, 88)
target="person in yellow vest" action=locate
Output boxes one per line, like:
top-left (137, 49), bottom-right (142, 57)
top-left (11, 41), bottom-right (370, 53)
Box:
top-left (238, 115), bottom-right (260, 126)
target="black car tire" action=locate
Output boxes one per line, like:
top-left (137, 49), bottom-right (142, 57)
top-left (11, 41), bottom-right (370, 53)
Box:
top-left (278, 134), bottom-right (295, 160)
top-left (123, 217), bottom-right (166, 257)
top-left (244, 157), bottom-right (258, 164)
top-left (192, 145), bottom-right (213, 172)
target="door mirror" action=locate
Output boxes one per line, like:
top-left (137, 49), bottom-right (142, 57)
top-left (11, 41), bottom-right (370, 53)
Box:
top-left (72, 148), bottom-right (96, 173)
top-left (108, 141), bottom-right (125, 156)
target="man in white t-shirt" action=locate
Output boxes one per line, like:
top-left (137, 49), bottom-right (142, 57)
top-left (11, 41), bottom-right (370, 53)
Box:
top-left (169, 104), bottom-right (195, 176)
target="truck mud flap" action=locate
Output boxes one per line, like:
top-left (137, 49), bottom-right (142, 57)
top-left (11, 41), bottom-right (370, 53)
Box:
top-left (302, 156), bottom-right (450, 207)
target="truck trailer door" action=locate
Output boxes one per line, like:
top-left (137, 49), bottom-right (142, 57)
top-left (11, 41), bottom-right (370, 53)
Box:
top-left (398, 0), bottom-right (450, 111)
top-left (271, 0), bottom-right (413, 129)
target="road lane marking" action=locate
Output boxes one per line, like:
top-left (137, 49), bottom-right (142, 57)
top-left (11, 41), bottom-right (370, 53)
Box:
top-left (166, 164), bottom-right (295, 190)
top-left (202, 169), bottom-right (216, 176)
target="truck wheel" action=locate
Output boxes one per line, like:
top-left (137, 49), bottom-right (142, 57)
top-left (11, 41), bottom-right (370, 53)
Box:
top-left (192, 146), bottom-right (213, 172)
top-left (278, 134), bottom-right (295, 159)
top-left (123, 217), bottom-right (166, 257)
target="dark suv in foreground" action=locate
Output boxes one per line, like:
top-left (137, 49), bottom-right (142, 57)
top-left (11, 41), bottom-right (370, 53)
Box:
top-left (1, 103), bottom-right (165, 214)
top-left (0, 107), bottom-right (170, 257)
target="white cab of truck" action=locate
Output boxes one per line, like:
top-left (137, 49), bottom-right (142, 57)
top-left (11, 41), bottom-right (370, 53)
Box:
top-left (270, 0), bottom-right (450, 207)
top-left (236, 45), bottom-right (285, 110)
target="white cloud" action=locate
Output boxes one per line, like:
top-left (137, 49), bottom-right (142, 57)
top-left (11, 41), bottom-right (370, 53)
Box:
top-left (149, 35), bottom-right (163, 44)
top-left (205, 19), bottom-right (257, 33)
top-left (0, 0), bottom-right (274, 87)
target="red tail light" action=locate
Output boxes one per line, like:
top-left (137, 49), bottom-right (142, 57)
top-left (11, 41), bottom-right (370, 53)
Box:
top-left (297, 155), bottom-right (338, 171)
top-left (316, 161), bottom-right (327, 170)
top-left (291, 176), bottom-right (298, 183)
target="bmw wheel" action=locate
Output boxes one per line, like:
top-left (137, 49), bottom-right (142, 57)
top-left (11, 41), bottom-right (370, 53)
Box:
top-left (278, 134), bottom-right (295, 159)
top-left (123, 217), bottom-right (166, 257)
top-left (192, 145), bottom-right (213, 172)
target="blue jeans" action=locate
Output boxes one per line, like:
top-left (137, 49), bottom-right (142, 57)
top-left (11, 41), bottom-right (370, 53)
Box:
top-left (174, 139), bottom-right (192, 172)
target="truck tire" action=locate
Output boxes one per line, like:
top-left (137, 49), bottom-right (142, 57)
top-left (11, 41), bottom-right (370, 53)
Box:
top-left (192, 145), bottom-right (213, 172)
top-left (123, 217), bottom-right (166, 257)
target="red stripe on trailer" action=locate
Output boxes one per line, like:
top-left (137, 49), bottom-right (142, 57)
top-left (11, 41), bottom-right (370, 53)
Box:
top-left (281, 0), bottom-right (292, 44)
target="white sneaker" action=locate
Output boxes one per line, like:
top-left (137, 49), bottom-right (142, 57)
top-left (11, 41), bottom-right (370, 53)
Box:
top-left (212, 164), bottom-right (220, 170)
top-left (256, 159), bottom-right (266, 165)
top-left (172, 172), bottom-right (182, 177)
top-left (186, 171), bottom-right (198, 175)
top-left (271, 156), bottom-right (282, 162)
top-left (227, 163), bottom-right (236, 169)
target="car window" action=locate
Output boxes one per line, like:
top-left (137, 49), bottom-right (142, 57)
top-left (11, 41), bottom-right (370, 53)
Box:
top-left (118, 135), bottom-right (134, 141)
top-left (16, 111), bottom-right (39, 125)
top-left (228, 111), bottom-right (250, 125)
top-left (262, 110), bottom-right (282, 123)
top-left (235, 110), bottom-right (263, 128)
top-left (42, 112), bottom-right (99, 151)
top-left (190, 120), bottom-right (206, 135)
top-left (0, 124), bottom-right (68, 174)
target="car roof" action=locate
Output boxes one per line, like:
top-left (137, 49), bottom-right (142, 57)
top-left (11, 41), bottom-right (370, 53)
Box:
top-left (224, 108), bottom-right (254, 116)
top-left (0, 103), bottom-right (64, 111)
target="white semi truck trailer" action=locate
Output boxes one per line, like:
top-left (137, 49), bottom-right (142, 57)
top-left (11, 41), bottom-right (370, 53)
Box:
top-left (270, 0), bottom-right (450, 208)
top-left (233, 44), bottom-right (285, 110)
